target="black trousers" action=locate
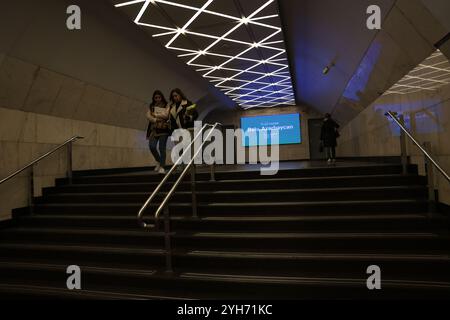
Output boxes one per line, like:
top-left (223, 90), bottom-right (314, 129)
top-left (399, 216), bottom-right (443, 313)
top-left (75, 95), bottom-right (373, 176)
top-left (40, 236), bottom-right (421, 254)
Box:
top-left (325, 147), bottom-right (336, 160)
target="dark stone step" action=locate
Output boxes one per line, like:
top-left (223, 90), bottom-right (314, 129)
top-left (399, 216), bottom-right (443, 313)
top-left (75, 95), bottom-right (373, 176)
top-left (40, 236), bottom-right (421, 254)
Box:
top-left (44, 175), bottom-right (427, 195)
top-left (0, 261), bottom-right (448, 299)
top-left (55, 165), bottom-right (417, 186)
top-left (32, 200), bottom-right (430, 216)
top-left (1, 229), bottom-right (448, 253)
top-left (17, 214), bottom-right (437, 233)
top-left (36, 186), bottom-right (428, 204)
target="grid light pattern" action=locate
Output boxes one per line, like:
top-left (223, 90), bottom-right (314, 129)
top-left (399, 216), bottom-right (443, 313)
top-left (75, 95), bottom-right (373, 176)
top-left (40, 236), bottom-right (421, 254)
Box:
top-left (113, 0), bottom-right (295, 109)
top-left (385, 50), bottom-right (450, 95)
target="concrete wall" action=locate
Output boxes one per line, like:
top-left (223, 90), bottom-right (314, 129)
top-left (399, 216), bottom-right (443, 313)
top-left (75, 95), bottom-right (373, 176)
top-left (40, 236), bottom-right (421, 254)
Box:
top-left (205, 105), bottom-right (320, 161)
top-left (0, 0), bottom-right (235, 221)
top-left (0, 0), bottom-right (233, 130)
top-left (0, 106), bottom-right (153, 222)
top-left (337, 84), bottom-right (450, 205)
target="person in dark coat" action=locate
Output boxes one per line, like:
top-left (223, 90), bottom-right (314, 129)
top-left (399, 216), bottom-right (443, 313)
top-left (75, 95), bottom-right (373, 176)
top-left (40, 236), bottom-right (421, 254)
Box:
top-left (168, 88), bottom-right (199, 172)
top-left (320, 113), bottom-right (340, 164)
top-left (168, 88), bottom-right (198, 130)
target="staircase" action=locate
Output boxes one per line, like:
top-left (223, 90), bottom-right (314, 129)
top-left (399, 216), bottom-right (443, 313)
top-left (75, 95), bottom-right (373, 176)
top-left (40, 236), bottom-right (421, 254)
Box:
top-left (0, 162), bottom-right (449, 299)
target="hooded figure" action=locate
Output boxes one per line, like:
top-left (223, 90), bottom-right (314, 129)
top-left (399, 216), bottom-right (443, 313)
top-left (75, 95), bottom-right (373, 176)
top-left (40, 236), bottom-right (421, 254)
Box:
top-left (320, 113), bottom-right (340, 163)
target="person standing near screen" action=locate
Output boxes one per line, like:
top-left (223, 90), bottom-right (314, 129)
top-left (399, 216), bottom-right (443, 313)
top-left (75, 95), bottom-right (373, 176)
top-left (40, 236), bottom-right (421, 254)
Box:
top-left (320, 113), bottom-right (340, 165)
top-left (146, 90), bottom-right (171, 174)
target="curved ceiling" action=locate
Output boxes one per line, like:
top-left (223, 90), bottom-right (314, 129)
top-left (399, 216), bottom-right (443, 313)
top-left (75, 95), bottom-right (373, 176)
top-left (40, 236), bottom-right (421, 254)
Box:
top-left (112, 0), bottom-right (295, 109)
top-left (385, 50), bottom-right (450, 96)
top-left (109, 0), bottom-right (450, 123)
top-left (278, 0), bottom-right (449, 126)
top-left (278, 0), bottom-right (396, 116)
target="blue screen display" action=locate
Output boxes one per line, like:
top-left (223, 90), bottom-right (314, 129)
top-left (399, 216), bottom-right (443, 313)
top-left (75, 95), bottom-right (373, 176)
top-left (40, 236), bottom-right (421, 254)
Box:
top-left (241, 113), bottom-right (302, 147)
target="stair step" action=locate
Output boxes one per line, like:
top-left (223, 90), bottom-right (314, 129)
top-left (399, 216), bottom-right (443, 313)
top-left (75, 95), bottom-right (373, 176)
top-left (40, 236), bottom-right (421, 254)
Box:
top-left (173, 231), bottom-right (449, 252)
top-left (48, 174), bottom-right (426, 193)
top-left (33, 199), bottom-right (429, 216)
top-left (0, 261), bottom-right (448, 299)
top-left (56, 165), bottom-right (414, 185)
top-left (18, 213), bottom-right (433, 232)
top-left (2, 162), bottom-right (448, 299)
top-left (0, 227), bottom-right (164, 247)
top-left (37, 186), bottom-right (428, 204)
top-left (0, 243), bottom-right (166, 268)
top-left (0, 283), bottom-right (190, 300)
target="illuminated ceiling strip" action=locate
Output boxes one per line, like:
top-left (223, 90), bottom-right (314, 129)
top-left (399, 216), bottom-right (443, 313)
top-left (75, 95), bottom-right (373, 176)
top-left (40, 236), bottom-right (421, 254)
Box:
top-left (229, 85), bottom-right (294, 103)
top-left (223, 62), bottom-right (288, 94)
top-left (206, 76), bottom-right (291, 87)
top-left (193, 64), bottom-right (290, 78)
top-left (244, 96), bottom-right (295, 105)
top-left (216, 87), bottom-right (275, 94)
top-left (201, 30), bottom-right (285, 79)
top-left (150, 26), bottom-right (284, 52)
top-left (114, 0), bottom-right (295, 109)
top-left (153, 30), bottom-right (178, 37)
top-left (407, 68), bottom-right (450, 80)
top-left (412, 61), bottom-right (450, 73)
top-left (208, 77), bottom-right (286, 87)
top-left (130, 4), bottom-right (290, 75)
top-left (115, 0), bottom-right (145, 8)
top-left (230, 80), bottom-right (293, 105)
top-left (393, 84), bottom-right (436, 91)
top-left (242, 100), bottom-right (294, 109)
top-left (397, 73), bottom-right (450, 87)
top-left (217, 51), bottom-right (287, 88)
top-left (185, 50), bottom-right (289, 67)
top-left (116, 0), bottom-right (282, 44)
top-left (404, 75), bottom-right (450, 84)
top-left (238, 86), bottom-right (294, 105)
top-left (137, 21), bottom-right (175, 31)
top-left (237, 94), bottom-right (294, 103)
top-left (248, 20), bottom-right (281, 31)
top-left (165, 0), bottom-right (214, 48)
top-left (246, 96), bottom-right (295, 107)
top-left (187, 23), bottom-right (249, 65)
top-left (252, 14), bottom-right (279, 21)
top-left (386, 50), bottom-right (450, 96)
top-left (187, 0), bottom-right (279, 66)
top-left (133, 0), bottom-right (151, 23)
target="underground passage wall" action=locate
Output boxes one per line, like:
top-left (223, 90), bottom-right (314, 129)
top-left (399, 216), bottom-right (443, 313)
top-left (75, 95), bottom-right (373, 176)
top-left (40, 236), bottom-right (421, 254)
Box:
top-left (337, 84), bottom-right (450, 205)
top-left (204, 105), bottom-right (321, 162)
top-left (0, 0), bottom-right (233, 221)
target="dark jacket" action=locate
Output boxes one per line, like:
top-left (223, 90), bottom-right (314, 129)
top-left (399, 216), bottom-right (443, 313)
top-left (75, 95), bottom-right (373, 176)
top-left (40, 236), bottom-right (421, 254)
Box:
top-left (320, 118), bottom-right (340, 147)
top-left (169, 99), bottom-right (198, 129)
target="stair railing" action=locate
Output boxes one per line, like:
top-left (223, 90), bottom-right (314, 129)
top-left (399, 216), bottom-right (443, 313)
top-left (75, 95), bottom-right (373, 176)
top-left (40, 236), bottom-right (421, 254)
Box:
top-left (0, 136), bottom-right (84, 215)
top-left (385, 111), bottom-right (450, 214)
top-left (137, 123), bottom-right (222, 273)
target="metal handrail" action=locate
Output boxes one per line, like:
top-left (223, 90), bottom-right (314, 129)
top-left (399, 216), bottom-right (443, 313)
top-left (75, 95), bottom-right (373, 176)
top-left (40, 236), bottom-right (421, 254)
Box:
top-left (138, 123), bottom-right (222, 228)
top-left (0, 136), bottom-right (84, 185)
top-left (386, 111), bottom-right (450, 182)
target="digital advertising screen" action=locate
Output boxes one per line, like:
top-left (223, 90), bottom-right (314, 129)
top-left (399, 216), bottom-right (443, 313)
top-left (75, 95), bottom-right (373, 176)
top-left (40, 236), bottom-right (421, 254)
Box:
top-left (240, 113), bottom-right (302, 147)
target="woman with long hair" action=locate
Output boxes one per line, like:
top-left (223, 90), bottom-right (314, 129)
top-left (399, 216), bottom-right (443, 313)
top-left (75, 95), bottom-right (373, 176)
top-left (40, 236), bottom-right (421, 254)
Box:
top-left (146, 90), bottom-right (171, 174)
top-left (169, 88), bottom-right (198, 130)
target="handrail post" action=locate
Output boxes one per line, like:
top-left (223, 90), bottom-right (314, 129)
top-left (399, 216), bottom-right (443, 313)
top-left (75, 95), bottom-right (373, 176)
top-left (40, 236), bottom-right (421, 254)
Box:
top-left (423, 142), bottom-right (437, 216)
top-left (28, 165), bottom-right (34, 215)
top-left (67, 141), bottom-right (73, 184)
top-left (399, 114), bottom-right (408, 175)
top-left (163, 205), bottom-right (173, 273)
top-left (210, 163), bottom-right (216, 182)
top-left (190, 163), bottom-right (198, 219)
